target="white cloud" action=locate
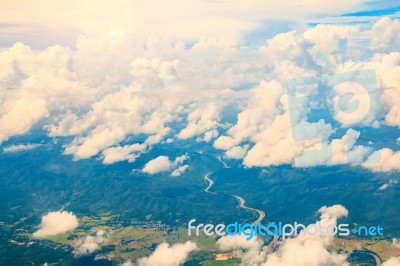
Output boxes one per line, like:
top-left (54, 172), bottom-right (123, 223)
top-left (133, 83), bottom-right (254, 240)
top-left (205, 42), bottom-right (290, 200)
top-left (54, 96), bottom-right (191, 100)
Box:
top-left (214, 80), bottom-right (287, 150)
top-left (260, 31), bottom-right (305, 64)
top-left (295, 129), bottom-right (372, 167)
top-left (0, 96), bottom-right (48, 143)
top-left (216, 205), bottom-right (349, 266)
top-left (142, 154), bottom-right (189, 175)
top-left (379, 183), bottom-right (390, 191)
top-left (142, 156), bottom-right (172, 174)
top-left (137, 241), bottom-right (197, 266)
top-left (3, 143), bottom-right (42, 153)
top-left (0, 43), bottom-right (94, 144)
top-left (362, 51), bottom-right (400, 128)
top-left (174, 154), bottom-right (189, 165)
top-left (145, 130), bottom-right (170, 145)
top-left (170, 165), bottom-right (189, 177)
top-left (64, 127), bottom-right (126, 160)
top-left (213, 79), bottom-right (335, 167)
top-left (242, 115), bottom-right (333, 167)
top-left (56, 86), bottom-right (175, 160)
top-left (33, 211), bottom-right (78, 238)
top-left (214, 136), bottom-right (237, 151)
top-left (101, 143), bottom-right (147, 164)
top-left (363, 148), bottom-right (400, 172)
top-left (210, 19), bottom-right (400, 170)
top-left (131, 58), bottom-right (179, 88)
top-left (202, 129), bottom-right (219, 143)
top-left (378, 180), bottom-right (398, 191)
top-left (303, 24), bottom-right (361, 62)
top-left (48, 69), bottom-right (242, 161)
top-left (258, 205), bottom-right (348, 266)
top-left (382, 257), bottom-right (400, 266)
top-left (330, 82), bottom-right (379, 126)
top-left (217, 234), bottom-right (262, 251)
top-left (371, 17), bottom-right (400, 53)
top-left (318, 205), bottom-right (349, 224)
top-left (142, 154), bottom-right (189, 177)
top-left (177, 104), bottom-right (220, 140)
top-left (225, 145), bottom-right (249, 159)
top-left (73, 230), bottom-right (106, 257)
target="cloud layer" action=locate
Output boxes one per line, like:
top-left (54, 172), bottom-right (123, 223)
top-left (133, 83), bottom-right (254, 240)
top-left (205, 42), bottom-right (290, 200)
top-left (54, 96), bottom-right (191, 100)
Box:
top-left (0, 6), bottom-right (399, 173)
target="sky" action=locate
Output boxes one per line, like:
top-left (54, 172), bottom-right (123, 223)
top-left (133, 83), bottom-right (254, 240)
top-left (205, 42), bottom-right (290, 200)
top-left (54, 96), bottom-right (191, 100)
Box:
top-left (0, 0), bottom-right (399, 48)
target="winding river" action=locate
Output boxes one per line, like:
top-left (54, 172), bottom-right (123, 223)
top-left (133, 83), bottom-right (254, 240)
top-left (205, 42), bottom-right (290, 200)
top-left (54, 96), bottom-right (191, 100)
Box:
top-left (203, 173), bottom-right (265, 225)
top-left (232, 195), bottom-right (266, 225)
top-left (203, 173), bottom-right (214, 193)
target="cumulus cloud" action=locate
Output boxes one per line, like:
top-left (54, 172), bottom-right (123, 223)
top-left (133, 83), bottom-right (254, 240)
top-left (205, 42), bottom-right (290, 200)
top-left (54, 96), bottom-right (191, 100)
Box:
top-left (225, 145), bottom-right (249, 159)
top-left (202, 129), bottom-right (219, 143)
top-left (0, 43), bottom-right (94, 144)
top-left (217, 205), bottom-right (349, 266)
top-left (174, 154), bottom-right (189, 165)
top-left (137, 241), bottom-right (197, 266)
top-left (142, 156), bottom-right (173, 174)
top-left (177, 104), bottom-right (220, 140)
top-left (363, 148), bottom-right (400, 172)
top-left (101, 143), bottom-right (147, 164)
top-left (33, 211), bottom-right (78, 238)
top-left (241, 114), bottom-right (333, 168)
top-left (142, 154), bottom-right (189, 176)
top-left (260, 31), bottom-right (306, 65)
top-left (0, 96), bottom-right (49, 143)
top-left (48, 72), bottom-right (242, 161)
top-left (296, 129), bottom-right (372, 167)
top-left (213, 78), bottom-right (336, 167)
top-left (370, 17), bottom-right (400, 53)
top-left (171, 165), bottom-right (189, 177)
top-left (262, 205), bottom-right (348, 266)
top-left (362, 50), bottom-right (400, 128)
top-left (3, 143), bottom-right (42, 153)
top-left (73, 230), bottom-right (106, 257)
top-left (214, 80), bottom-right (287, 150)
